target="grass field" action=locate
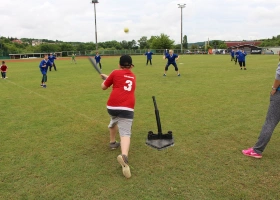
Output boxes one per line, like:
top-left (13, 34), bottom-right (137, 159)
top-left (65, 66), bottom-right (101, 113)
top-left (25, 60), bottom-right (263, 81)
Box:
top-left (1, 54), bottom-right (280, 199)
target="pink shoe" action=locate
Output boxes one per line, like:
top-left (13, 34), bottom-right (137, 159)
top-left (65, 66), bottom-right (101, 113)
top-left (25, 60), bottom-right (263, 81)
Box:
top-left (242, 147), bottom-right (262, 158)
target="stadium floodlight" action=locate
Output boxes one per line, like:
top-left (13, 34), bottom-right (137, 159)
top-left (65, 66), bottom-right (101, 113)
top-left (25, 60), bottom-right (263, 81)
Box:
top-left (91, 0), bottom-right (99, 50)
top-left (178, 4), bottom-right (186, 53)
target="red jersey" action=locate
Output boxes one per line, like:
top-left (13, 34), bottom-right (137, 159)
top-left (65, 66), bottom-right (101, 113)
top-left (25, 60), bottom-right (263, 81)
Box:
top-left (104, 69), bottom-right (136, 111)
top-left (1, 65), bottom-right (7, 72)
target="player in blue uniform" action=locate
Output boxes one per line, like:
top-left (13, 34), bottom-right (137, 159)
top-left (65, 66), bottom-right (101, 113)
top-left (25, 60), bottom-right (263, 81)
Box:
top-left (144, 49), bottom-right (154, 65)
top-left (238, 49), bottom-right (247, 70)
top-left (163, 49), bottom-right (180, 76)
top-left (235, 48), bottom-right (240, 65)
top-left (95, 52), bottom-right (102, 70)
top-left (48, 53), bottom-right (57, 71)
top-left (231, 49), bottom-right (235, 61)
top-left (39, 54), bottom-right (52, 88)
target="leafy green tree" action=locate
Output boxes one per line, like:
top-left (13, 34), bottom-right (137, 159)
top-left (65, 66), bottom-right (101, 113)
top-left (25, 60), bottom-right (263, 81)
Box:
top-left (183, 35), bottom-right (188, 49)
top-left (76, 43), bottom-right (86, 51)
top-left (24, 45), bottom-right (36, 53)
top-left (98, 40), bottom-right (122, 50)
top-left (149, 34), bottom-right (175, 49)
top-left (138, 36), bottom-right (148, 49)
top-left (147, 36), bottom-right (156, 48)
top-left (207, 45), bottom-right (212, 50)
top-left (21, 38), bottom-right (33, 45)
top-left (190, 44), bottom-right (198, 50)
top-left (127, 40), bottom-right (138, 49)
top-left (259, 35), bottom-right (280, 47)
top-left (84, 42), bottom-right (96, 50)
top-left (59, 43), bottom-right (75, 51)
top-left (39, 43), bottom-right (60, 53)
top-left (120, 40), bottom-right (129, 49)
top-left (4, 43), bottom-right (21, 54)
top-left (113, 42), bottom-right (122, 50)
top-left (1, 37), bottom-right (12, 44)
top-left (219, 43), bottom-right (227, 49)
top-left (210, 40), bottom-right (220, 49)
top-left (174, 44), bottom-right (181, 49)
top-left (209, 40), bottom-right (227, 49)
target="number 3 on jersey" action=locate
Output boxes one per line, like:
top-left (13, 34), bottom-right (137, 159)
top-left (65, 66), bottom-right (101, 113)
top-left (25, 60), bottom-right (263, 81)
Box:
top-left (124, 80), bottom-right (133, 91)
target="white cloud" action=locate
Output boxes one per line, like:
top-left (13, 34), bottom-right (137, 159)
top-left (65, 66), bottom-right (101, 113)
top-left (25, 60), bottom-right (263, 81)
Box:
top-left (0, 0), bottom-right (279, 44)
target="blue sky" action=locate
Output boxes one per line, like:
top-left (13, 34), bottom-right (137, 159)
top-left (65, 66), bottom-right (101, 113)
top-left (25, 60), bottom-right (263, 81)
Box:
top-left (0, 0), bottom-right (279, 44)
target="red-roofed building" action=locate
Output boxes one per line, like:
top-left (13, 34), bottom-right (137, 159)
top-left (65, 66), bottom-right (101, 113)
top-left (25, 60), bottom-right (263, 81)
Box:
top-left (12, 39), bottom-right (23, 44)
top-left (225, 41), bottom-right (262, 48)
top-left (225, 41), bottom-right (263, 54)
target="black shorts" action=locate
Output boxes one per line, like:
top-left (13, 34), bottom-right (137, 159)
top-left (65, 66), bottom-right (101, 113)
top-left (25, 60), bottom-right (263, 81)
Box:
top-left (239, 61), bottom-right (245, 67)
top-left (107, 109), bottom-right (134, 119)
top-left (165, 63), bottom-right (178, 71)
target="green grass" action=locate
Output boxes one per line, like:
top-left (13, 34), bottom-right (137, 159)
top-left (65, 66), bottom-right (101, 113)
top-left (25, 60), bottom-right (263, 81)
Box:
top-left (1, 55), bottom-right (280, 199)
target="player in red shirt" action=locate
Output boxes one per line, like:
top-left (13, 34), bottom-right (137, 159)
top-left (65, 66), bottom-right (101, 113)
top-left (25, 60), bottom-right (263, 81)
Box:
top-left (100, 55), bottom-right (136, 178)
top-left (1, 61), bottom-right (8, 79)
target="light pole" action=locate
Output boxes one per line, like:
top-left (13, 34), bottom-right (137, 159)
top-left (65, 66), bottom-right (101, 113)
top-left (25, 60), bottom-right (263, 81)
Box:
top-left (178, 4), bottom-right (186, 53)
top-left (91, 0), bottom-right (99, 50)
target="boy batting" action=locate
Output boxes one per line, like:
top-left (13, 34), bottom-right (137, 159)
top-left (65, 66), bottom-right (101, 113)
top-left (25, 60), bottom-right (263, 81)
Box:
top-left (100, 55), bottom-right (136, 178)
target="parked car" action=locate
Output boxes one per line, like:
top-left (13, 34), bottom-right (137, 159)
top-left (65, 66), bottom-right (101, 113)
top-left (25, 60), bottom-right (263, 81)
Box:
top-left (264, 50), bottom-right (274, 55)
top-left (185, 50), bottom-right (194, 54)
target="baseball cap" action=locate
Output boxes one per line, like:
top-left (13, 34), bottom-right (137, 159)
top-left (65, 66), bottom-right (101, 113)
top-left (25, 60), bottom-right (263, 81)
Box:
top-left (119, 55), bottom-right (134, 67)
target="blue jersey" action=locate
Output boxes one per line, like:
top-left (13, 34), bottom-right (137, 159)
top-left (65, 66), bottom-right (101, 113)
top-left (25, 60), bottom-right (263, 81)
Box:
top-left (145, 52), bottom-right (153, 60)
top-left (238, 51), bottom-right (247, 62)
top-left (165, 54), bottom-right (178, 64)
top-left (95, 55), bottom-right (101, 63)
top-left (48, 55), bottom-right (56, 63)
top-left (39, 59), bottom-right (52, 75)
top-left (235, 50), bottom-right (240, 57)
top-left (231, 50), bottom-right (235, 57)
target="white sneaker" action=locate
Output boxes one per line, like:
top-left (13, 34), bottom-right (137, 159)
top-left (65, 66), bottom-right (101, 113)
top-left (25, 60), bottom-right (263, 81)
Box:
top-left (117, 155), bottom-right (131, 178)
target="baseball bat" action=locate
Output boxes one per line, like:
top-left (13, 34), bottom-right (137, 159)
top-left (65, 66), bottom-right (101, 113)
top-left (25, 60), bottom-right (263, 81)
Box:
top-left (88, 56), bottom-right (106, 80)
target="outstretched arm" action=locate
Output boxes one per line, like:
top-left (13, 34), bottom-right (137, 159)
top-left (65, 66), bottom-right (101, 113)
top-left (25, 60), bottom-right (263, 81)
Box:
top-left (101, 81), bottom-right (108, 90)
top-left (100, 74), bottom-right (109, 90)
top-left (100, 73), bottom-right (108, 80)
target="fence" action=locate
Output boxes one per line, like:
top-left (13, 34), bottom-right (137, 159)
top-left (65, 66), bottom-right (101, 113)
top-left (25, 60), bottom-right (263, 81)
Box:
top-left (2, 48), bottom-right (280, 59)
top-left (7, 52), bottom-right (63, 59)
top-left (63, 49), bottom-right (200, 57)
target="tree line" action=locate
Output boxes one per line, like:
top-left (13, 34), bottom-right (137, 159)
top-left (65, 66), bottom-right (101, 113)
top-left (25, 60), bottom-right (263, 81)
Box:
top-left (0, 34), bottom-right (188, 56)
top-left (259, 35), bottom-right (280, 47)
top-left (0, 34), bottom-right (278, 56)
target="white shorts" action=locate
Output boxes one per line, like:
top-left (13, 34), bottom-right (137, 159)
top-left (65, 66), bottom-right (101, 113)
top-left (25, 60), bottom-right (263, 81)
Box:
top-left (108, 116), bottom-right (133, 137)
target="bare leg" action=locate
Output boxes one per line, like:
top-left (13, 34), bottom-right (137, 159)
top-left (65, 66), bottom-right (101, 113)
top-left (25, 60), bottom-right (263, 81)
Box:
top-left (109, 125), bottom-right (118, 143)
top-left (120, 136), bottom-right (130, 156)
